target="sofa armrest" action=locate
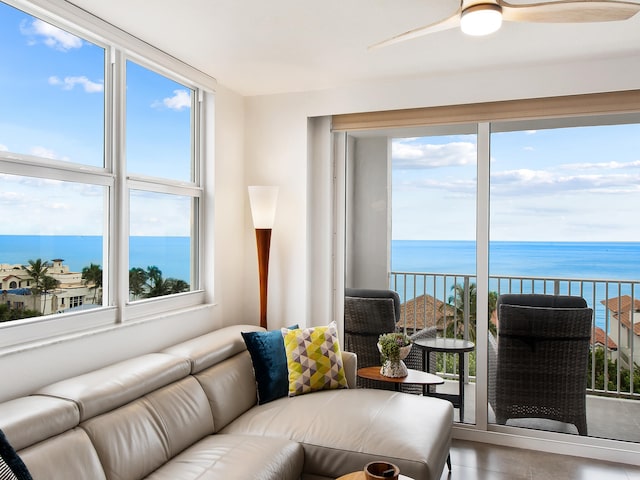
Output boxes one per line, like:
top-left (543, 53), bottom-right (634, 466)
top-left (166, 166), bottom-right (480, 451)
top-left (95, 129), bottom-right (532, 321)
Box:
top-left (341, 351), bottom-right (357, 389)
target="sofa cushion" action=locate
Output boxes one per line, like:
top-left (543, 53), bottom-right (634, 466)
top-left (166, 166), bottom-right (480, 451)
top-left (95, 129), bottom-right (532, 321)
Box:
top-left (282, 322), bottom-right (348, 397)
top-left (241, 325), bottom-right (298, 405)
top-left (0, 396), bottom-right (79, 451)
top-left (19, 429), bottom-right (106, 480)
top-left (194, 351), bottom-right (258, 432)
top-left (81, 376), bottom-right (214, 480)
top-left (163, 324), bottom-right (263, 374)
top-left (36, 353), bottom-right (191, 421)
top-left (222, 388), bottom-right (453, 480)
top-left (144, 434), bottom-right (304, 480)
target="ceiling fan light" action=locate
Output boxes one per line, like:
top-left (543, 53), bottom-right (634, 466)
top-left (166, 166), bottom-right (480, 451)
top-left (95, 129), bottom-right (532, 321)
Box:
top-left (460, 3), bottom-right (503, 36)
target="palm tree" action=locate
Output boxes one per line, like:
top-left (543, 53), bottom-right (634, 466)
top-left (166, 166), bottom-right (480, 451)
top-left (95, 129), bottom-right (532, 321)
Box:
top-left (82, 263), bottom-right (103, 304)
top-left (144, 266), bottom-right (171, 298)
top-left (166, 278), bottom-right (189, 294)
top-left (25, 258), bottom-right (50, 313)
top-left (40, 275), bottom-right (60, 314)
top-left (142, 267), bottom-right (190, 298)
top-left (445, 282), bottom-right (498, 342)
top-left (129, 267), bottom-right (148, 300)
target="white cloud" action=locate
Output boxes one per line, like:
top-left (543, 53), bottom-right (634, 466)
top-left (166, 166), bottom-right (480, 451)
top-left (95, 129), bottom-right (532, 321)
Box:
top-left (523, 146), bottom-right (534, 151)
top-left (29, 146), bottom-right (70, 162)
top-left (0, 144), bottom-right (8, 151)
top-left (153, 89), bottom-right (191, 111)
top-left (30, 146), bottom-right (58, 159)
top-left (491, 168), bottom-right (640, 196)
top-left (392, 140), bottom-right (476, 169)
top-left (48, 76), bottom-right (103, 93)
top-left (20, 19), bottom-right (83, 51)
top-left (525, 130), bottom-right (537, 135)
top-left (560, 160), bottom-right (640, 170)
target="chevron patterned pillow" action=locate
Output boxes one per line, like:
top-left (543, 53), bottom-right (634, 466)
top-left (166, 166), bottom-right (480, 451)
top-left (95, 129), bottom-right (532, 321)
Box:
top-left (281, 321), bottom-right (348, 397)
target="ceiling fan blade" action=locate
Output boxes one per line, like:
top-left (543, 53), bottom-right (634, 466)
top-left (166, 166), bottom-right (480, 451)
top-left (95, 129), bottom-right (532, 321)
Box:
top-left (368, 9), bottom-right (461, 50)
top-left (500, 0), bottom-right (640, 23)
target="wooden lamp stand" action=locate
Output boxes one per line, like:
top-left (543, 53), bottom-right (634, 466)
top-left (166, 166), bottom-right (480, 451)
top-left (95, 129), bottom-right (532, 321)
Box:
top-left (248, 186), bottom-right (278, 329)
top-left (255, 228), bottom-right (272, 329)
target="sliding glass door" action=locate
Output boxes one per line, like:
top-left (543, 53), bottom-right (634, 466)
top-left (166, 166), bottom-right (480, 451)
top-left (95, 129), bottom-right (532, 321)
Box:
top-left (340, 111), bottom-right (640, 442)
top-left (488, 116), bottom-right (640, 441)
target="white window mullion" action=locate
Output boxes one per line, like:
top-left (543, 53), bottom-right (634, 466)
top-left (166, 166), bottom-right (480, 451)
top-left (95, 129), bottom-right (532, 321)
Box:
top-left (113, 48), bottom-right (129, 321)
top-left (475, 122), bottom-right (491, 431)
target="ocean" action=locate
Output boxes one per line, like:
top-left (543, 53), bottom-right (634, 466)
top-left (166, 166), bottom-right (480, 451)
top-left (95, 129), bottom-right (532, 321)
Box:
top-left (392, 240), bottom-right (640, 331)
top-left (2, 236), bottom-right (639, 329)
top-left (392, 240), bottom-right (640, 280)
top-left (0, 235), bottom-right (190, 281)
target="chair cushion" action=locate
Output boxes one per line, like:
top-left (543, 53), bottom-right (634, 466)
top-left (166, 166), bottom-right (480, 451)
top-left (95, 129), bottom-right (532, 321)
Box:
top-left (242, 325), bottom-right (298, 405)
top-left (282, 322), bottom-right (348, 397)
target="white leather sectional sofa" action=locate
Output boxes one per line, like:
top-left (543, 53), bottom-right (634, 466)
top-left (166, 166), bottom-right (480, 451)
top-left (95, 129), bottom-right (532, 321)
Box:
top-left (0, 325), bottom-right (453, 480)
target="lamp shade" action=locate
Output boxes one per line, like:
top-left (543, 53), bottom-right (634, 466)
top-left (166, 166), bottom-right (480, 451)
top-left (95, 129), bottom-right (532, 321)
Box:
top-left (248, 186), bottom-right (279, 229)
top-left (460, 3), bottom-right (502, 36)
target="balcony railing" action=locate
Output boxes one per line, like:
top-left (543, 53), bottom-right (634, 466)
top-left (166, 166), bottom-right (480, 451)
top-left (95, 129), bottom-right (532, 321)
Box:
top-left (390, 271), bottom-right (640, 399)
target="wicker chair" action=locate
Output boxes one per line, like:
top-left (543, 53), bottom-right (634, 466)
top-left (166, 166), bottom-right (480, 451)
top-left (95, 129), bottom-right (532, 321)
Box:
top-left (489, 294), bottom-right (592, 435)
top-left (344, 288), bottom-right (400, 390)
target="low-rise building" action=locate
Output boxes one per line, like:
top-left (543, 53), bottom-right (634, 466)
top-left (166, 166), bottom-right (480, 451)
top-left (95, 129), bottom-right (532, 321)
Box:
top-left (0, 261), bottom-right (98, 316)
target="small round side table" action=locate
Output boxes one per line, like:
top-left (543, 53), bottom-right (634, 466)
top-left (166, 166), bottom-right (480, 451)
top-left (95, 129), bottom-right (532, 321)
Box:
top-left (412, 337), bottom-right (475, 423)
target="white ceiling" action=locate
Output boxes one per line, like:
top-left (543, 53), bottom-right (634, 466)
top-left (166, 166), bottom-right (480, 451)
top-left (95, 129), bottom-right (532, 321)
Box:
top-left (67, 0), bottom-right (640, 97)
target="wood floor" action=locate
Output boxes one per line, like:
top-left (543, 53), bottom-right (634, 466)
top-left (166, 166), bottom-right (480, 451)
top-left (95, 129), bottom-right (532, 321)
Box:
top-left (440, 439), bottom-right (640, 480)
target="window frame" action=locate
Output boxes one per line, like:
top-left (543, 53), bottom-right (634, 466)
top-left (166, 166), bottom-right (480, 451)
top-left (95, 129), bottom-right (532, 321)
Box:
top-left (0, 0), bottom-right (215, 349)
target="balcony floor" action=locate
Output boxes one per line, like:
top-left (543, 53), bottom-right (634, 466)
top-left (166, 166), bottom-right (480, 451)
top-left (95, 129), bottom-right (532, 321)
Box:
top-left (434, 380), bottom-right (640, 444)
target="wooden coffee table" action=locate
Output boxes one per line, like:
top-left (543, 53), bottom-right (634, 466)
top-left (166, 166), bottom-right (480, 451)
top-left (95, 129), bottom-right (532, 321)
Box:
top-left (357, 366), bottom-right (444, 392)
top-left (337, 472), bottom-right (413, 480)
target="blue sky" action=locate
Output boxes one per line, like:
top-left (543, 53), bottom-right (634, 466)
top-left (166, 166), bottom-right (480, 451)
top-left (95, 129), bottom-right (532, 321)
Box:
top-left (392, 123), bottom-right (640, 242)
top-left (0, 2), bottom-right (192, 236)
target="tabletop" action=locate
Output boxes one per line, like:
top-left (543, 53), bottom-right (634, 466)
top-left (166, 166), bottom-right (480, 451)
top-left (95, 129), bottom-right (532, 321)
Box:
top-left (357, 366), bottom-right (444, 385)
top-left (412, 337), bottom-right (475, 352)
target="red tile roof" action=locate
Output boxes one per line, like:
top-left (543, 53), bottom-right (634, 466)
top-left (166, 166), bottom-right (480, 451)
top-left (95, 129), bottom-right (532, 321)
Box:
top-left (398, 294), bottom-right (456, 331)
top-left (601, 295), bottom-right (640, 336)
top-left (591, 326), bottom-right (617, 350)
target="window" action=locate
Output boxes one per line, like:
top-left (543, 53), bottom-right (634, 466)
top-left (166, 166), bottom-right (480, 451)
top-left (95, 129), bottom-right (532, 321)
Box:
top-left (126, 61), bottom-right (193, 182)
top-left (129, 190), bottom-right (196, 299)
top-left (68, 296), bottom-right (83, 309)
top-left (0, 0), bottom-right (212, 342)
top-left (488, 117), bottom-right (640, 441)
top-left (0, 3), bottom-right (105, 167)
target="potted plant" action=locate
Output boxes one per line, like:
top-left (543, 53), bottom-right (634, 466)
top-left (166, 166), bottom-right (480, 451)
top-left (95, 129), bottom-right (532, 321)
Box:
top-left (377, 332), bottom-right (412, 378)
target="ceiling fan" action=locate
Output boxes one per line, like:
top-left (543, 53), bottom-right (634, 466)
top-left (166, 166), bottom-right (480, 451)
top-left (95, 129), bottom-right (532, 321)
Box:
top-left (369, 0), bottom-right (640, 48)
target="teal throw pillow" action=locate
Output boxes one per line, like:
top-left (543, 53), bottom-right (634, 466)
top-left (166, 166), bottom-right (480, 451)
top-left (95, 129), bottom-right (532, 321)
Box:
top-left (242, 325), bottom-right (298, 405)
